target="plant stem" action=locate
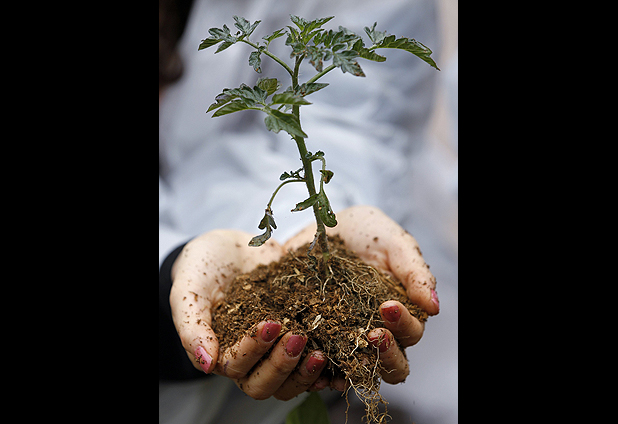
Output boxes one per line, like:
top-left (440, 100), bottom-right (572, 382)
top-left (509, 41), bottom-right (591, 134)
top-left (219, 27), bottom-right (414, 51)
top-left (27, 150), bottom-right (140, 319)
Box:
top-left (290, 56), bottom-right (331, 267)
top-left (240, 40), bottom-right (294, 77)
top-left (305, 64), bottom-right (337, 84)
top-left (267, 179), bottom-right (303, 208)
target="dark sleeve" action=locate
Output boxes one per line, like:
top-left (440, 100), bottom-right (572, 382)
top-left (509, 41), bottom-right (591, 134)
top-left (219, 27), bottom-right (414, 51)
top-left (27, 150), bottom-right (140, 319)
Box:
top-left (159, 240), bottom-right (209, 380)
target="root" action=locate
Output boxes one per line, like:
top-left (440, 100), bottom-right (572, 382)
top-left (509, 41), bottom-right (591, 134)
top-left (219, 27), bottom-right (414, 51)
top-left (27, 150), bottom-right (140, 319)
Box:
top-left (213, 235), bottom-right (428, 423)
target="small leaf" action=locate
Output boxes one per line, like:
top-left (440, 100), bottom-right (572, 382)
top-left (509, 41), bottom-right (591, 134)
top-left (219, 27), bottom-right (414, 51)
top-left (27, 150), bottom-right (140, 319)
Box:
top-left (264, 108), bottom-right (308, 138)
top-left (332, 50), bottom-right (365, 77)
top-left (296, 83), bottom-right (329, 97)
top-left (256, 77), bottom-right (281, 96)
top-left (374, 34), bottom-right (440, 70)
top-left (263, 28), bottom-right (286, 44)
top-left (291, 194), bottom-right (318, 212)
top-left (249, 50), bottom-right (262, 73)
top-left (198, 37), bottom-right (223, 50)
top-left (364, 22), bottom-right (387, 45)
top-left (215, 40), bottom-right (234, 54)
top-left (271, 92), bottom-right (312, 106)
top-left (233, 16), bottom-right (260, 38)
top-left (212, 100), bottom-right (252, 117)
top-left (320, 169), bottom-right (334, 184)
top-left (316, 191), bottom-right (337, 227)
top-left (248, 227), bottom-right (272, 247)
top-left (352, 39), bottom-right (386, 62)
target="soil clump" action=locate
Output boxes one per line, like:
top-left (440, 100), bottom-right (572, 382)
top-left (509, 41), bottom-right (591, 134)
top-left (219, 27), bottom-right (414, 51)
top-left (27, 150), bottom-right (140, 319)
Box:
top-left (212, 235), bottom-right (428, 422)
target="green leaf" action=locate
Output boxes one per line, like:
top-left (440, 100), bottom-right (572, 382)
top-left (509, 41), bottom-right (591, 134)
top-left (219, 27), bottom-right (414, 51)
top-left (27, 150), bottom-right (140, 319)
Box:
top-left (233, 16), bottom-right (260, 38)
top-left (263, 28), bottom-right (286, 44)
top-left (316, 190), bottom-right (337, 227)
top-left (320, 169), bottom-right (334, 184)
top-left (250, 209), bottom-right (276, 247)
top-left (271, 92), bottom-right (312, 106)
top-left (199, 24), bottom-right (237, 51)
top-left (280, 168), bottom-right (303, 180)
top-left (264, 108), bottom-right (308, 138)
top-left (248, 227), bottom-right (272, 247)
top-left (291, 194), bottom-right (318, 212)
top-left (373, 34), bottom-right (440, 70)
top-left (215, 40), bottom-right (234, 54)
top-left (296, 83), bottom-right (329, 97)
top-left (352, 39), bottom-right (386, 62)
top-left (256, 77), bottom-right (281, 96)
top-left (198, 37), bottom-right (223, 50)
top-left (285, 392), bottom-right (331, 424)
top-left (211, 100), bottom-right (253, 117)
top-left (249, 50), bottom-right (262, 73)
top-left (332, 50), bottom-right (365, 77)
top-left (364, 22), bottom-right (388, 45)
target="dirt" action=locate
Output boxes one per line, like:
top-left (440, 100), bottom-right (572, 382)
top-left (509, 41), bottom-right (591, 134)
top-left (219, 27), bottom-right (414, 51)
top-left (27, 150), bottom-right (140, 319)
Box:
top-left (212, 235), bottom-right (428, 422)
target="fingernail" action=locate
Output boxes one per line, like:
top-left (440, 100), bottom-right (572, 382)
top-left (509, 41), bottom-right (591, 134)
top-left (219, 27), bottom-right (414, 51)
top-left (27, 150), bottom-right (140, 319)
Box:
top-left (194, 346), bottom-right (212, 373)
top-left (431, 289), bottom-right (440, 311)
top-left (382, 304), bottom-right (401, 323)
top-left (305, 351), bottom-right (325, 374)
top-left (261, 321), bottom-right (281, 343)
top-left (369, 332), bottom-right (390, 353)
top-left (285, 335), bottom-right (307, 357)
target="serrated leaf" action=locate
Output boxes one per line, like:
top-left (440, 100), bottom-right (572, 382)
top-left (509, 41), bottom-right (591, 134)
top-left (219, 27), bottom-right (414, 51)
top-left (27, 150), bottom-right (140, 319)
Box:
top-left (215, 40), bottom-right (234, 54)
top-left (249, 51), bottom-right (262, 73)
top-left (207, 92), bottom-right (235, 112)
top-left (263, 28), bottom-right (286, 44)
top-left (374, 35), bottom-right (440, 70)
top-left (211, 100), bottom-right (253, 117)
top-left (316, 190), bottom-right (337, 227)
top-left (264, 108), bottom-right (308, 138)
top-left (296, 83), bottom-right (329, 97)
top-left (256, 78), bottom-right (281, 96)
top-left (271, 92), bottom-right (312, 106)
top-left (352, 39), bottom-right (386, 62)
top-left (364, 22), bottom-right (387, 45)
top-left (291, 194), bottom-right (318, 212)
top-left (233, 16), bottom-right (260, 38)
top-left (332, 50), bottom-right (365, 77)
top-left (198, 37), bottom-right (223, 50)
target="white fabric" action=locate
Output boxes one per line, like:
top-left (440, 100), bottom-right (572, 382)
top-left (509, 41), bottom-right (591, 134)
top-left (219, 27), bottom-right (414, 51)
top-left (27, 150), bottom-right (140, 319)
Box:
top-left (159, 0), bottom-right (457, 422)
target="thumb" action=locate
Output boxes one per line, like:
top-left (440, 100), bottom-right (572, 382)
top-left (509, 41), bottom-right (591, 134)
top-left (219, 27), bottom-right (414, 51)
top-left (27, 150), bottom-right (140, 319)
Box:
top-left (385, 231), bottom-right (440, 316)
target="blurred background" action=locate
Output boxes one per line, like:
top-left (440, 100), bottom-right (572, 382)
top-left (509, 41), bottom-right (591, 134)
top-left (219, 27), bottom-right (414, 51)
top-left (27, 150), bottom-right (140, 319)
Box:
top-left (160, 0), bottom-right (457, 422)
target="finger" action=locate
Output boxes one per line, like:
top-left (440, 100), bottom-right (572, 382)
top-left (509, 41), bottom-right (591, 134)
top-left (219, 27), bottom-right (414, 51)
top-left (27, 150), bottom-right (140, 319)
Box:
top-left (216, 320), bottom-right (282, 379)
top-left (236, 332), bottom-right (307, 400)
top-left (176, 311), bottom-right (219, 374)
top-left (311, 205), bottom-right (439, 315)
top-left (170, 277), bottom-right (219, 374)
top-left (273, 350), bottom-right (328, 400)
top-left (170, 230), bottom-right (284, 375)
top-left (339, 206), bottom-right (439, 315)
top-left (379, 300), bottom-right (425, 348)
top-left (368, 328), bottom-right (409, 384)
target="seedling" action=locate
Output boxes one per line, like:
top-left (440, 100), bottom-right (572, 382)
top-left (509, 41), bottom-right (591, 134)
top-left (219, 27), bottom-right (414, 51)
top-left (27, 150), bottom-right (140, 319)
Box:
top-left (199, 15), bottom-right (439, 271)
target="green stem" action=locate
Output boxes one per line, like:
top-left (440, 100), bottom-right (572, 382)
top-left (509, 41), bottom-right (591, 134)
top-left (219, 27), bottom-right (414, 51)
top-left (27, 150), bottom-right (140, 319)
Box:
top-left (267, 179), bottom-right (303, 208)
top-left (291, 55), bottom-right (330, 266)
top-left (241, 40), bottom-right (294, 77)
top-left (305, 64), bottom-right (337, 84)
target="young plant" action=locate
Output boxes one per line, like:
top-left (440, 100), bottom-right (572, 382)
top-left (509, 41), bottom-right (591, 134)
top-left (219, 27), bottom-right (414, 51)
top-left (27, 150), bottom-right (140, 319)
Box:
top-left (199, 15), bottom-right (439, 268)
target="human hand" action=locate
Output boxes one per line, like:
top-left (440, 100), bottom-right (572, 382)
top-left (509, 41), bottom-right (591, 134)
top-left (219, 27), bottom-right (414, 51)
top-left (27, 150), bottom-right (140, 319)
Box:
top-left (169, 229), bottom-right (330, 400)
top-left (283, 205), bottom-right (439, 384)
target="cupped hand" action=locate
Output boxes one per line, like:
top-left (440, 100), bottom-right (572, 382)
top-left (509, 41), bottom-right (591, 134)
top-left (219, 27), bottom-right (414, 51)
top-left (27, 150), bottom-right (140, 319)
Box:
top-left (283, 205), bottom-right (439, 384)
top-left (170, 230), bottom-right (328, 400)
